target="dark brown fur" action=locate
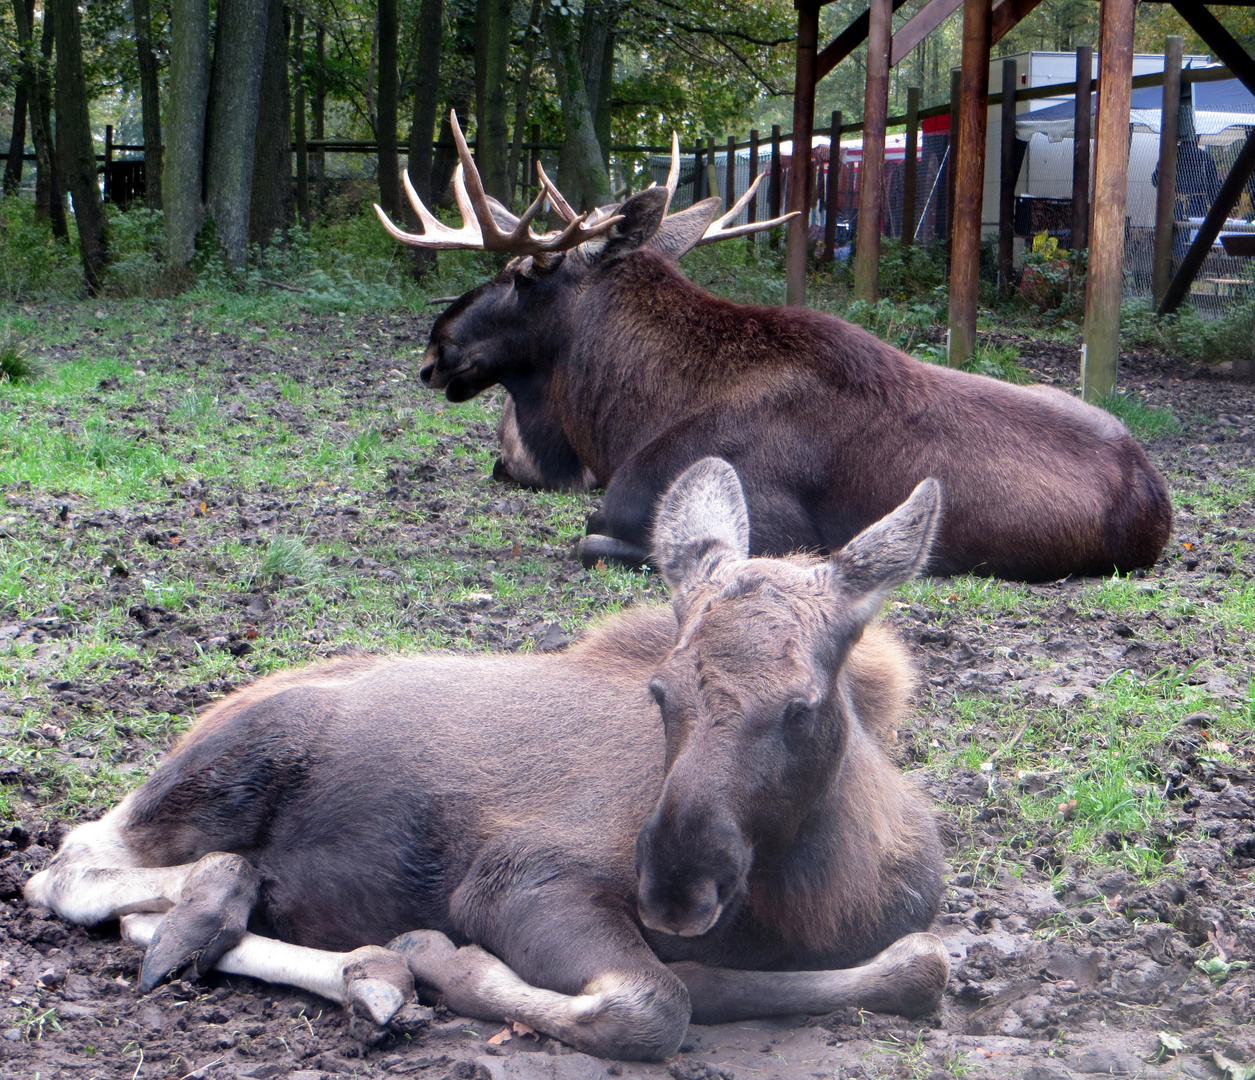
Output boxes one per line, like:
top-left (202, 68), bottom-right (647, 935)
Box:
top-left (422, 190), bottom-right (1171, 582)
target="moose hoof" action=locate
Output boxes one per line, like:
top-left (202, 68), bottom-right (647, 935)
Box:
top-left (576, 535), bottom-right (648, 570)
top-left (137, 853), bottom-right (258, 993)
top-left (348, 977), bottom-right (408, 1025)
top-left (870, 932), bottom-right (950, 1017)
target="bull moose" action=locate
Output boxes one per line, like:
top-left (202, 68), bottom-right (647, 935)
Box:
top-left (27, 459), bottom-right (950, 1061)
top-left (381, 113), bottom-right (1171, 583)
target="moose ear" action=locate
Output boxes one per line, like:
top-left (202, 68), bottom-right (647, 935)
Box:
top-left (645, 197), bottom-right (722, 260)
top-left (652, 458), bottom-right (751, 591)
top-left (829, 479), bottom-right (942, 616)
top-left (599, 187), bottom-right (669, 258)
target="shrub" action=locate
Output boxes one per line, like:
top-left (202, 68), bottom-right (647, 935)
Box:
top-left (0, 328), bottom-right (45, 383)
top-left (0, 196), bottom-right (81, 300)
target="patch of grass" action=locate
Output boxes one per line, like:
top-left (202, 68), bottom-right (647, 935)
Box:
top-left (1097, 391), bottom-right (1182, 438)
top-left (960, 342), bottom-right (1032, 384)
top-left (253, 534), bottom-right (320, 585)
top-left (0, 329), bottom-right (45, 383)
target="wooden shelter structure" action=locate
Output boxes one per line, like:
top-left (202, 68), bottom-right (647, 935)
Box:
top-left (786, 0), bottom-right (1255, 396)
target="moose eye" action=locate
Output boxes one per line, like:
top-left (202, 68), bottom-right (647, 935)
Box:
top-left (648, 679), bottom-right (668, 711)
top-left (783, 699), bottom-right (813, 728)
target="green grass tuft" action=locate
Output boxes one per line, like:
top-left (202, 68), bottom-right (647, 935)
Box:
top-left (960, 342), bottom-right (1032, 384)
top-left (0, 329), bottom-right (45, 384)
top-left (253, 534), bottom-right (320, 584)
top-left (1097, 391), bottom-right (1182, 438)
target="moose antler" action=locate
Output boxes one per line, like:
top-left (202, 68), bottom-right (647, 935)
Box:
top-left (543, 131), bottom-right (797, 250)
top-left (374, 111), bottom-right (623, 255)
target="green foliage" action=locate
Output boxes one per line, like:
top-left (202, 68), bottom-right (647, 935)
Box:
top-left (1121, 298), bottom-right (1255, 365)
top-left (843, 296), bottom-right (940, 353)
top-left (1096, 391), bottom-right (1182, 438)
top-left (0, 197), bottom-right (82, 300)
top-left (1018, 231), bottom-right (1081, 314)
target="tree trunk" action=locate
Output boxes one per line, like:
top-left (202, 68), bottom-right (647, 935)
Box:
top-left (165, 0), bottom-right (210, 264)
top-left (51, 0), bottom-right (108, 291)
top-left (293, 10), bottom-right (309, 227)
top-left (205, 0), bottom-right (269, 267)
top-left (3, 77), bottom-right (27, 197)
top-left (507, 0), bottom-right (543, 203)
top-left (407, 0), bottom-right (443, 210)
top-left (311, 23), bottom-right (325, 198)
top-left (474, 0), bottom-right (512, 200)
top-left (249, 0), bottom-right (291, 246)
top-left (593, 26), bottom-right (614, 168)
top-left (132, 0), bottom-right (163, 208)
top-left (546, 8), bottom-right (609, 212)
top-left (578, 2), bottom-right (617, 168)
top-left (4, 0), bottom-right (32, 200)
top-left (29, 3), bottom-right (66, 236)
top-left (377, 0), bottom-right (401, 217)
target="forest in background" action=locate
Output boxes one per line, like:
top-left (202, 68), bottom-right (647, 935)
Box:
top-left (0, 0), bottom-right (1236, 297)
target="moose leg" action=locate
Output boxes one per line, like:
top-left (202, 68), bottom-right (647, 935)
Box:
top-left (121, 913), bottom-right (415, 1025)
top-left (670, 932), bottom-right (950, 1024)
top-left (389, 927), bottom-right (689, 1062)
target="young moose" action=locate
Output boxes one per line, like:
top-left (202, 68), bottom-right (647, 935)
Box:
top-left (26, 460), bottom-right (949, 1061)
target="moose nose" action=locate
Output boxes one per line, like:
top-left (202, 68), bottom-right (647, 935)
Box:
top-left (419, 347), bottom-right (438, 387)
top-left (637, 875), bottom-right (725, 938)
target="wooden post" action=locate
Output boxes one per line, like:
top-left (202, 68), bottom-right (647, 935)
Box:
top-left (293, 10), bottom-right (309, 228)
top-left (103, 124), bottom-right (114, 204)
top-left (853, 0), bottom-right (891, 303)
top-left (902, 87), bottom-right (920, 248)
top-left (529, 123), bottom-right (539, 194)
top-left (786, 1), bottom-right (819, 306)
top-left (1082, 0), bottom-right (1136, 401)
top-left (694, 139), bottom-right (705, 202)
top-left (946, 67), bottom-right (961, 246)
top-left (1152, 36), bottom-right (1183, 308)
top-left (747, 128), bottom-right (760, 260)
top-left (1158, 126), bottom-right (1255, 317)
top-left (998, 58), bottom-right (1017, 294)
top-left (824, 110), bottom-right (842, 262)
top-left (1071, 45), bottom-right (1092, 250)
top-left (725, 134), bottom-right (736, 210)
top-left (707, 135), bottom-right (719, 204)
top-left (748, 129), bottom-right (760, 225)
top-left (947, 0), bottom-right (992, 368)
top-left (769, 124), bottom-right (783, 251)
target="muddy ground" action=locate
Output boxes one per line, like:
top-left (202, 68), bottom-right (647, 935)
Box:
top-left (1, 310), bottom-right (1253, 1080)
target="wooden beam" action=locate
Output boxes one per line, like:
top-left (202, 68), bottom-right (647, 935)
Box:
top-left (1152, 36), bottom-right (1183, 309)
top-left (891, 0), bottom-right (963, 67)
top-left (824, 110), bottom-right (842, 262)
top-left (1071, 46), bottom-right (1092, 250)
top-left (1082, 0), bottom-right (1136, 402)
top-left (1157, 126), bottom-right (1255, 317)
top-left (769, 124), bottom-right (782, 251)
top-left (786, 2), bottom-right (819, 306)
top-left (991, 0), bottom-right (1046, 45)
top-left (816, 0), bottom-right (909, 81)
top-left (902, 87), bottom-right (920, 248)
top-left (945, 68), bottom-right (961, 252)
top-left (947, 0), bottom-right (991, 367)
top-left (854, 0), bottom-right (892, 303)
top-left (1170, 1), bottom-right (1255, 96)
top-left (998, 59), bottom-right (1017, 294)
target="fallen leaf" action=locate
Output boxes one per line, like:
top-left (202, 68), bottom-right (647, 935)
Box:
top-left (1157, 1031), bottom-right (1186, 1056)
top-left (486, 1028), bottom-right (511, 1046)
top-left (1182, 541), bottom-right (1193, 550)
top-left (1213, 1050), bottom-right (1255, 1080)
top-left (510, 1020), bottom-right (537, 1039)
